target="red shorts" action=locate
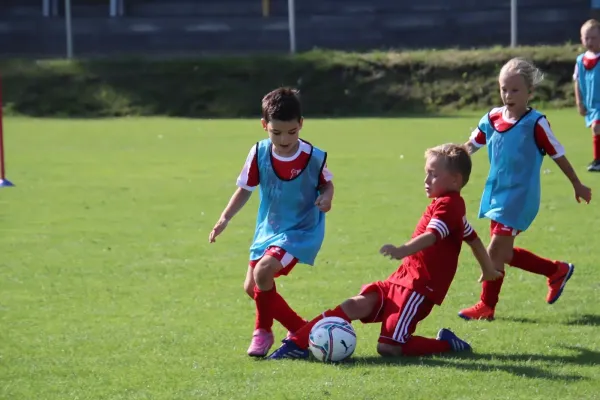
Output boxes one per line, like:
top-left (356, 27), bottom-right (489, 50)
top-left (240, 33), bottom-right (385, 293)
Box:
top-left (490, 220), bottom-right (521, 237)
top-left (249, 246), bottom-right (299, 277)
top-left (359, 281), bottom-right (434, 345)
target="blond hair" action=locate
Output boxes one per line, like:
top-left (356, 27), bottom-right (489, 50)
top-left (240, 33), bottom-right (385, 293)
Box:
top-left (425, 143), bottom-right (472, 187)
top-left (581, 19), bottom-right (600, 33)
top-left (499, 57), bottom-right (544, 89)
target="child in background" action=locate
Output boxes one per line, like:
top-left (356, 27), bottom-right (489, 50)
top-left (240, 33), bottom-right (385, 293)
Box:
top-left (268, 144), bottom-right (502, 360)
top-left (574, 19), bottom-right (600, 171)
top-left (459, 58), bottom-right (592, 321)
top-left (209, 87), bottom-right (335, 357)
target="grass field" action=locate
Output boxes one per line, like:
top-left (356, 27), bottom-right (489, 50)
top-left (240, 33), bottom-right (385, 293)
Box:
top-left (1, 110), bottom-right (599, 400)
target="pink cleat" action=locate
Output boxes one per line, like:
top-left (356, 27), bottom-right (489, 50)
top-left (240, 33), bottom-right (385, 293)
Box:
top-left (247, 329), bottom-right (274, 357)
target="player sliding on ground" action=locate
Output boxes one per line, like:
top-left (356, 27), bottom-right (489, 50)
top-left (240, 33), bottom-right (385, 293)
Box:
top-left (269, 144), bottom-right (502, 359)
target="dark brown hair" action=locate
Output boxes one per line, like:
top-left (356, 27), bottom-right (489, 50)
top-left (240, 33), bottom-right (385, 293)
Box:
top-left (261, 87), bottom-right (302, 122)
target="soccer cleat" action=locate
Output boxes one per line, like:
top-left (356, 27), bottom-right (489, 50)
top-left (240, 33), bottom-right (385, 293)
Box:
top-left (547, 262), bottom-right (574, 304)
top-left (247, 329), bottom-right (274, 357)
top-left (588, 160), bottom-right (600, 172)
top-left (436, 328), bottom-right (472, 352)
top-left (267, 339), bottom-right (309, 360)
top-left (458, 301), bottom-right (495, 321)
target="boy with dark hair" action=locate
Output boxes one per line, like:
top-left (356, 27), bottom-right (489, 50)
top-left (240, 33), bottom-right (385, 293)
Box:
top-left (209, 87), bottom-right (335, 357)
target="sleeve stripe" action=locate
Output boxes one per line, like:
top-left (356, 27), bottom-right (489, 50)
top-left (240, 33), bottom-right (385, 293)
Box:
top-left (236, 145), bottom-right (258, 190)
top-left (463, 222), bottom-right (474, 237)
top-left (427, 218), bottom-right (449, 238)
top-left (537, 117), bottom-right (565, 159)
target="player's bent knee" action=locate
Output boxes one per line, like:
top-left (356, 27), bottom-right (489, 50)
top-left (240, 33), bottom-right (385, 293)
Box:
top-left (340, 294), bottom-right (378, 320)
top-left (253, 257), bottom-right (281, 288)
top-left (593, 123), bottom-right (600, 136)
top-left (377, 343), bottom-right (403, 357)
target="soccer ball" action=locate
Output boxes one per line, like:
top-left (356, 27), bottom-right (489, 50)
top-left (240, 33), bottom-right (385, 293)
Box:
top-left (308, 317), bottom-right (356, 362)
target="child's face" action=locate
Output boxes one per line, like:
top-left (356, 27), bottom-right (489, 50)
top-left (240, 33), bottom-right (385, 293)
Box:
top-left (262, 118), bottom-right (303, 157)
top-left (581, 26), bottom-right (600, 53)
top-left (499, 72), bottom-right (530, 114)
top-left (424, 156), bottom-right (461, 199)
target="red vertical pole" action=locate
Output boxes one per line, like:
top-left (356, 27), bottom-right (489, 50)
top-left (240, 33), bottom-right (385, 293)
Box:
top-left (0, 73), bottom-right (5, 181)
top-left (0, 73), bottom-right (14, 187)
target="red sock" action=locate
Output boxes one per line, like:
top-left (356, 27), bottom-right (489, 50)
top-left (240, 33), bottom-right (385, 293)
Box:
top-left (400, 336), bottom-right (452, 356)
top-left (480, 271), bottom-right (505, 308)
top-left (272, 291), bottom-right (306, 333)
top-left (509, 247), bottom-right (559, 277)
top-left (254, 286), bottom-right (276, 333)
top-left (291, 305), bottom-right (351, 348)
top-left (594, 135), bottom-right (600, 160)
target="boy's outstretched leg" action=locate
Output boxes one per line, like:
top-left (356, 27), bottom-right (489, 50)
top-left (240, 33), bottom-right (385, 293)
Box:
top-left (268, 290), bottom-right (379, 360)
top-left (376, 330), bottom-right (471, 357)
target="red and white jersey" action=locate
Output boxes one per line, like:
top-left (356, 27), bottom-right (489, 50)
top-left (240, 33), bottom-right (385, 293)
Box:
top-left (237, 139), bottom-right (333, 191)
top-left (387, 192), bottom-right (478, 305)
top-left (573, 51), bottom-right (600, 79)
top-left (469, 106), bottom-right (565, 159)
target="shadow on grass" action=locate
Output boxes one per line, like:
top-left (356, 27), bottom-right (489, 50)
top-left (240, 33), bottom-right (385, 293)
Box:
top-left (343, 345), bottom-right (600, 382)
top-left (493, 314), bottom-right (600, 327)
top-left (565, 314), bottom-right (600, 327)
top-left (494, 316), bottom-right (543, 324)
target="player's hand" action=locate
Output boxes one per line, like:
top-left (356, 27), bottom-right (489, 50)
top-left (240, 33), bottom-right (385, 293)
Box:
top-left (578, 103), bottom-right (587, 116)
top-left (573, 182), bottom-right (592, 204)
top-left (379, 244), bottom-right (404, 260)
top-left (315, 194), bottom-right (332, 212)
top-left (478, 269), bottom-right (504, 282)
top-left (208, 217), bottom-right (229, 243)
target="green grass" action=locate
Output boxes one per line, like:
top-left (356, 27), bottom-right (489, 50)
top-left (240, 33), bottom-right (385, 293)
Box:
top-left (1, 110), bottom-right (599, 400)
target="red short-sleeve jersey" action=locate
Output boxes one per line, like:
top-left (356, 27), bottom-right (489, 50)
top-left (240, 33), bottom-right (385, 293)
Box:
top-left (236, 139), bottom-right (333, 190)
top-left (469, 106), bottom-right (565, 159)
top-left (387, 192), bottom-right (477, 305)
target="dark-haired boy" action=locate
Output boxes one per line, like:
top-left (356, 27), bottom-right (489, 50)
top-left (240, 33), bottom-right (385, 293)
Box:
top-left (209, 87), bottom-right (335, 357)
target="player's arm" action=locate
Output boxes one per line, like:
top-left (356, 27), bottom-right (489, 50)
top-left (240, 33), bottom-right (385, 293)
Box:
top-left (315, 181), bottom-right (334, 212)
top-left (465, 236), bottom-right (503, 281)
top-left (465, 127), bottom-right (486, 155)
top-left (315, 162), bottom-right (334, 212)
top-left (209, 146), bottom-right (258, 243)
top-left (552, 156), bottom-right (592, 203)
top-left (574, 81), bottom-right (586, 115)
top-left (464, 141), bottom-right (479, 155)
top-left (573, 64), bottom-right (586, 116)
top-left (220, 187), bottom-right (253, 221)
top-left (380, 232), bottom-right (436, 260)
top-left (381, 197), bottom-right (463, 259)
top-left (209, 187), bottom-right (253, 243)
top-left (463, 219), bottom-right (502, 281)
top-left (535, 118), bottom-right (592, 204)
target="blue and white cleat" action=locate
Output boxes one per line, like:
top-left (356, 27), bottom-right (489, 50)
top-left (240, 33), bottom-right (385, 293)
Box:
top-left (436, 328), bottom-right (472, 352)
top-left (267, 340), bottom-right (309, 360)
